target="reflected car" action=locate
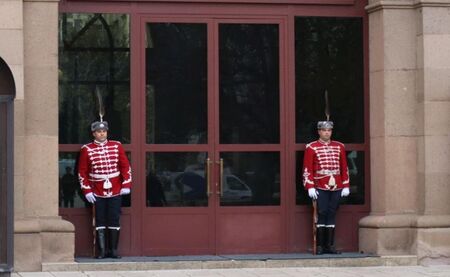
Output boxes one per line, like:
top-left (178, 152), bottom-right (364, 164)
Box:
top-left (165, 171), bottom-right (253, 203)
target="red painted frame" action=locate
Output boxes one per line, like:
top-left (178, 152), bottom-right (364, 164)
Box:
top-left (59, 0), bottom-right (369, 256)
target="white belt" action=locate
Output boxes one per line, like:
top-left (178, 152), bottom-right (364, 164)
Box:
top-left (89, 171), bottom-right (120, 180)
top-left (316, 169), bottom-right (340, 175)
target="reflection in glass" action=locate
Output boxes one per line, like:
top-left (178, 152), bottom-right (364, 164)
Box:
top-left (146, 152), bottom-right (208, 207)
top-left (296, 150), bottom-right (365, 205)
top-left (59, 13), bottom-right (130, 144)
top-left (220, 152), bottom-right (280, 206)
top-left (59, 152), bottom-right (86, 208)
top-left (295, 17), bottom-right (364, 143)
top-left (146, 23), bottom-right (207, 144)
top-left (59, 152), bottom-right (132, 208)
top-left (219, 24), bottom-right (280, 144)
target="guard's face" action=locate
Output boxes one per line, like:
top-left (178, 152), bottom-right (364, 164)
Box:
top-left (92, 129), bottom-right (108, 142)
top-left (318, 128), bottom-right (332, 141)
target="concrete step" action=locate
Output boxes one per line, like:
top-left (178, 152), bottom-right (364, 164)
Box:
top-left (42, 254), bottom-right (418, 271)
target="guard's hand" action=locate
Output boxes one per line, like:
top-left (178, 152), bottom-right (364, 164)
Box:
top-left (85, 192), bottom-right (96, 203)
top-left (120, 188), bottom-right (131, 195)
top-left (308, 188), bottom-right (319, 200)
top-left (341, 187), bottom-right (350, 197)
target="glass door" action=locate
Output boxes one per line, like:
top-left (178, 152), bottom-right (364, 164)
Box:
top-left (141, 17), bottom-right (286, 255)
top-left (214, 20), bottom-right (285, 253)
top-left (142, 19), bottom-right (216, 255)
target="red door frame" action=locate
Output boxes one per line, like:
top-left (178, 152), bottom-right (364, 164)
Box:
top-left (58, 0), bottom-right (369, 256)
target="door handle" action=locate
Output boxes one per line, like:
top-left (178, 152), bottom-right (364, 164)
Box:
top-left (216, 158), bottom-right (224, 196)
top-left (206, 158), bottom-right (212, 197)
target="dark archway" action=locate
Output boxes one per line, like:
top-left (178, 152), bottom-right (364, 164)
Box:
top-left (0, 56), bottom-right (15, 274)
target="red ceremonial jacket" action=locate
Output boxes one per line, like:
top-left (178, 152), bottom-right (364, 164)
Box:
top-left (78, 140), bottom-right (132, 198)
top-left (302, 139), bottom-right (349, 191)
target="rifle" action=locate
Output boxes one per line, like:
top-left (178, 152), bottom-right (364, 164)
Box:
top-left (312, 200), bottom-right (318, 255)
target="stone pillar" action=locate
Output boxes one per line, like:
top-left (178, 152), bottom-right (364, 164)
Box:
top-left (415, 2), bottom-right (450, 265)
top-left (13, 0), bottom-right (75, 271)
top-left (361, 0), bottom-right (450, 264)
top-left (360, 0), bottom-right (420, 255)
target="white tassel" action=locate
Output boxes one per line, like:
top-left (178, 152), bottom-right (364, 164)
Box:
top-left (103, 179), bottom-right (112, 189)
top-left (328, 175), bottom-right (336, 187)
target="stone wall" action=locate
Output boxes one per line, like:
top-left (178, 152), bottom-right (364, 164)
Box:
top-left (360, 0), bottom-right (450, 265)
top-left (0, 0), bottom-right (75, 271)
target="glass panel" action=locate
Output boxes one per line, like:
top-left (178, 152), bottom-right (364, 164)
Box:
top-left (59, 152), bottom-right (132, 208)
top-left (296, 150), bottom-right (365, 205)
top-left (0, 103), bottom-right (6, 263)
top-left (295, 17), bottom-right (364, 143)
top-left (59, 152), bottom-right (87, 208)
top-left (220, 152), bottom-right (280, 206)
top-left (146, 23), bottom-right (207, 144)
top-left (219, 24), bottom-right (279, 144)
top-left (146, 152), bottom-right (208, 207)
top-left (59, 13), bottom-right (130, 144)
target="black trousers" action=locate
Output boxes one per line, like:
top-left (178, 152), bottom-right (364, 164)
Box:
top-left (95, 196), bottom-right (122, 229)
top-left (316, 189), bottom-right (341, 227)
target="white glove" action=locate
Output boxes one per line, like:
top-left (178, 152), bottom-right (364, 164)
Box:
top-left (308, 188), bottom-right (319, 200)
top-left (341, 187), bottom-right (350, 197)
top-left (85, 192), bottom-right (96, 203)
top-left (120, 188), bottom-right (131, 195)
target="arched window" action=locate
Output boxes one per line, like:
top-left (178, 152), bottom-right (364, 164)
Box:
top-left (0, 56), bottom-right (15, 273)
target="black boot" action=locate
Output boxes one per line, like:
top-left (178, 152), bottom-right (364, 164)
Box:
top-left (96, 229), bottom-right (107, 259)
top-left (325, 227), bottom-right (341, 254)
top-left (108, 229), bottom-right (121, 259)
top-left (316, 227), bottom-right (326, 255)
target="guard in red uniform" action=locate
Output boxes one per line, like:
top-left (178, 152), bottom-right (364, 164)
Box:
top-left (303, 121), bottom-right (350, 254)
top-left (78, 121), bottom-right (132, 259)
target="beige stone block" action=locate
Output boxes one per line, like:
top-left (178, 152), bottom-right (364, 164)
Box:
top-left (416, 34), bottom-right (424, 70)
top-left (416, 171), bottom-right (426, 214)
top-left (14, 232), bottom-right (42, 271)
top-left (230, 260), bottom-right (265, 268)
top-left (423, 34), bottom-right (450, 69)
top-left (421, 6), bottom-right (450, 35)
top-left (328, 257), bottom-right (383, 267)
top-left (369, 10), bottom-right (384, 72)
top-left (14, 134), bottom-right (24, 174)
top-left (24, 67), bottom-right (58, 137)
top-left (24, 135), bottom-right (59, 217)
top-left (0, 1), bottom-right (22, 29)
top-left (359, 227), bottom-right (416, 255)
top-left (417, 227), bottom-right (450, 265)
top-left (369, 137), bottom-right (386, 213)
top-left (423, 173), bottom-right (450, 214)
top-left (369, 70), bottom-right (385, 138)
top-left (41, 231), bottom-right (74, 263)
top-left (41, 262), bottom-right (79, 272)
top-left (384, 69), bottom-right (418, 136)
top-left (0, 29), bottom-right (23, 66)
top-left (424, 135), bottom-right (450, 173)
top-left (9, 64), bottom-right (24, 100)
top-left (266, 259), bottom-right (329, 267)
top-left (383, 9), bottom-right (417, 70)
top-left (423, 68), bottom-right (450, 101)
top-left (384, 137), bottom-right (419, 213)
top-left (382, 255), bottom-right (418, 266)
top-left (424, 101), bottom-right (450, 136)
top-left (200, 261), bottom-right (235, 269)
top-left (24, 1), bottom-right (58, 67)
top-left (78, 263), bottom-right (137, 271)
top-left (39, 216), bottom-right (75, 262)
top-left (13, 174), bottom-right (24, 219)
top-left (13, 99), bottom-right (25, 138)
